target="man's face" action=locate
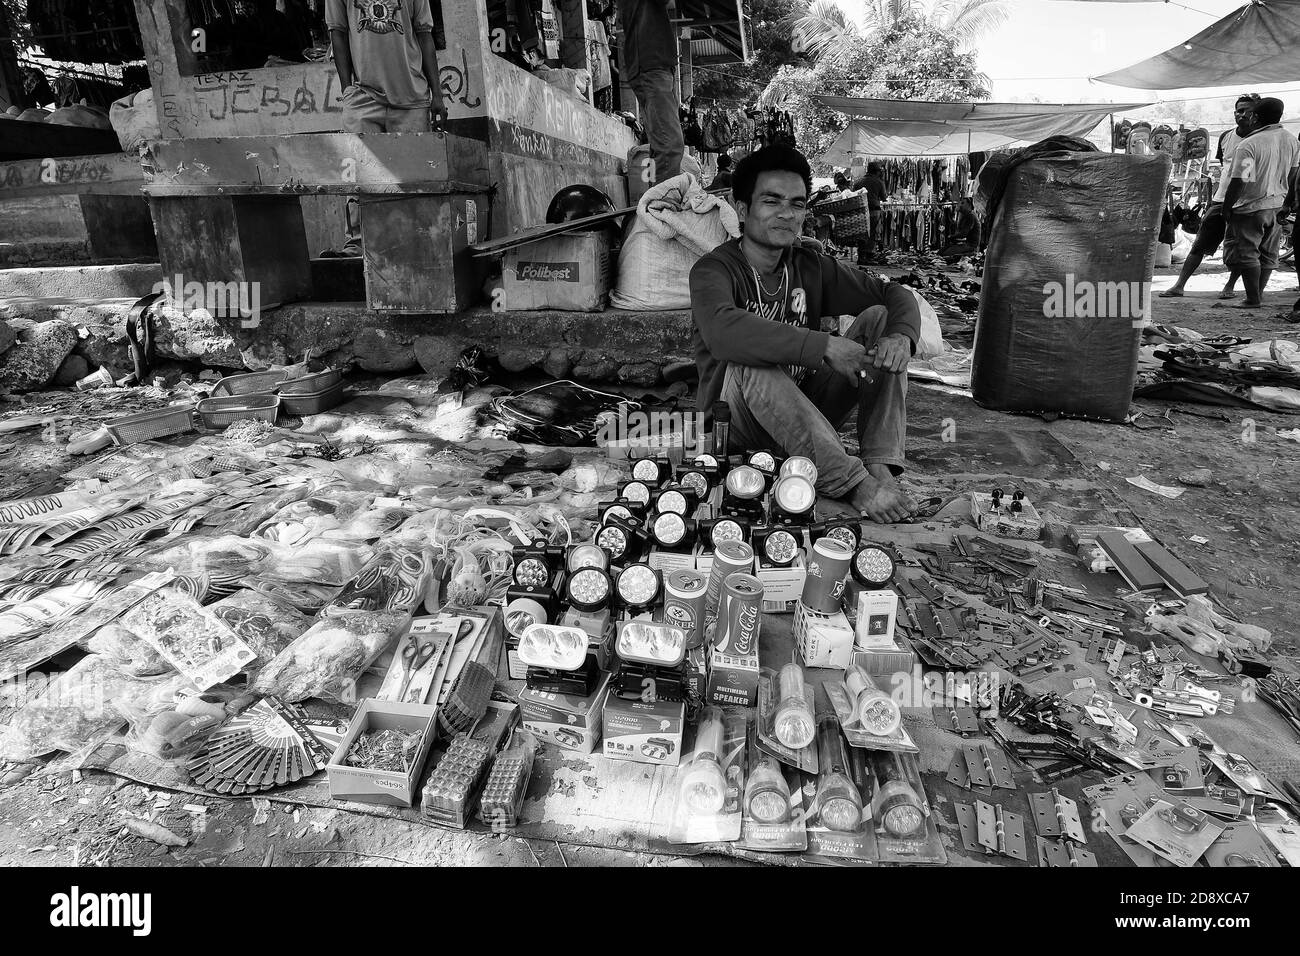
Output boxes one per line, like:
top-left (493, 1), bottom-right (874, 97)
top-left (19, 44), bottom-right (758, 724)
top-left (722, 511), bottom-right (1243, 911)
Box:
top-left (740, 170), bottom-right (808, 250)
top-left (1235, 100), bottom-right (1255, 129)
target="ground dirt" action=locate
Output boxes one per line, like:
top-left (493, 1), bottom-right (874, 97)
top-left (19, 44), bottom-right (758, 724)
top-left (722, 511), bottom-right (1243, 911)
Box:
top-left (0, 256), bottom-right (1298, 866)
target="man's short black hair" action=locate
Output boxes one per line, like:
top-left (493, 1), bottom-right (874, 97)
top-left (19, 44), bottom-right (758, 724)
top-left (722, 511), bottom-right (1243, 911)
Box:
top-left (1237, 93), bottom-right (1261, 106)
top-left (867, 162), bottom-right (883, 176)
top-left (717, 153), bottom-right (733, 170)
top-left (732, 145), bottom-right (812, 206)
top-left (1253, 97), bottom-right (1284, 125)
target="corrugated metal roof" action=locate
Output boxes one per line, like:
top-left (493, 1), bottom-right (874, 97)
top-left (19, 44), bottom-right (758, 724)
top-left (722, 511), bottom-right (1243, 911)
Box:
top-left (677, 0), bottom-right (749, 63)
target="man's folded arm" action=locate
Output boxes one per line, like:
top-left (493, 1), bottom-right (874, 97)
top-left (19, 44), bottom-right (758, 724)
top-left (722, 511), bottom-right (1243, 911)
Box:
top-left (690, 259), bottom-right (829, 369)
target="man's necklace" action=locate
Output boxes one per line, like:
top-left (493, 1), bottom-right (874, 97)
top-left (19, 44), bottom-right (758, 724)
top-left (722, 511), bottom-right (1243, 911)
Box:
top-left (751, 263), bottom-right (788, 302)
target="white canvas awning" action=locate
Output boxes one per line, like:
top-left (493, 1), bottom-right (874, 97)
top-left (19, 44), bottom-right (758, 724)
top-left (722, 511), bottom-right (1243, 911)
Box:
top-left (814, 96), bottom-right (1152, 160)
top-left (1093, 0), bottom-right (1300, 89)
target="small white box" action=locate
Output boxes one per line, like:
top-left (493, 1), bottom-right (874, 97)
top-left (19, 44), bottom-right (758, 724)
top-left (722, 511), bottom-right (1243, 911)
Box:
top-left (794, 601), bottom-right (854, 670)
top-left (855, 589), bottom-right (899, 648)
top-left (648, 547), bottom-right (697, 575)
top-left (757, 555), bottom-right (806, 613)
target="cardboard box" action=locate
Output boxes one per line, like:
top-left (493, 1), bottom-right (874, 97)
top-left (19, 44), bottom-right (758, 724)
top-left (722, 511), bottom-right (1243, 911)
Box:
top-left (502, 232), bottom-right (611, 312)
top-left (708, 647), bottom-right (760, 707)
top-left (518, 672), bottom-right (611, 754)
top-left (852, 641), bottom-right (917, 678)
top-left (602, 694), bottom-right (685, 766)
top-left (758, 555), bottom-right (807, 613)
top-left (794, 600), bottom-right (854, 670)
top-left (855, 589), bottom-right (899, 648)
top-left (327, 699), bottom-right (438, 808)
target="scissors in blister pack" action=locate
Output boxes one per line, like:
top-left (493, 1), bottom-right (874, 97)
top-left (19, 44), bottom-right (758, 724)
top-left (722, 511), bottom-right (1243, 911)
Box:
top-left (397, 633), bottom-right (439, 702)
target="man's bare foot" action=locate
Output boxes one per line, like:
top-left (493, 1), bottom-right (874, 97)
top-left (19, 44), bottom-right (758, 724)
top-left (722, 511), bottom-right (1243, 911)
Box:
top-left (848, 472), bottom-right (914, 523)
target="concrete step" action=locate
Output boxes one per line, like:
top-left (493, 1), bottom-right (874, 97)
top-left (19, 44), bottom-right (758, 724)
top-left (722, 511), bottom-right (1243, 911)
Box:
top-left (0, 262), bottom-right (163, 300)
top-left (0, 295), bottom-right (698, 391)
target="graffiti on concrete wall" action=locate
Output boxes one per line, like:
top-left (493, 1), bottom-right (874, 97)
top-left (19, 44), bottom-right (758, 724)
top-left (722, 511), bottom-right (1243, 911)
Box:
top-left (192, 69), bottom-right (345, 122)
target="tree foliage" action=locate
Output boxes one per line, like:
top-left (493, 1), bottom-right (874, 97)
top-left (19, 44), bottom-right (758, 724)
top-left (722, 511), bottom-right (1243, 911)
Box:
top-left (762, 15), bottom-right (989, 165)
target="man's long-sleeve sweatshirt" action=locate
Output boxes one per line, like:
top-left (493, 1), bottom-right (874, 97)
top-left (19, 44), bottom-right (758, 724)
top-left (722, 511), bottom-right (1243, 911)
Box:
top-left (689, 238), bottom-right (922, 415)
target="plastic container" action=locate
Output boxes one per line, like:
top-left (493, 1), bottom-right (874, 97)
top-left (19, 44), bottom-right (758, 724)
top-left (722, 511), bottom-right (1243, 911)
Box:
top-left (278, 368), bottom-right (343, 395)
top-left (105, 405), bottom-right (195, 445)
top-left (211, 369), bottom-right (289, 397)
top-left (196, 394), bottom-right (280, 429)
top-left (278, 380), bottom-right (346, 416)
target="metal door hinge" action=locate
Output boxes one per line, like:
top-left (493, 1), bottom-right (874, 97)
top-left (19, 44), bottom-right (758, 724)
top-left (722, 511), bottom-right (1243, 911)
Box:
top-left (947, 741), bottom-right (1016, 790)
top-left (1029, 788), bottom-right (1086, 843)
top-left (956, 800), bottom-right (1028, 861)
top-left (1037, 836), bottom-right (1097, 867)
top-left (933, 706), bottom-right (979, 736)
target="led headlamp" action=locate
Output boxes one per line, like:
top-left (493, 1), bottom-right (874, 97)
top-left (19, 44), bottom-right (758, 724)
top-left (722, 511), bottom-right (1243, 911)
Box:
top-left (769, 474), bottom-right (816, 525)
top-left (615, 563), bottom-right (662, 615)
top-left (752, 526), bottom-right (801, 568)
top-left (652, 483), bottom-right (699, 517)
top-left (629, 456), bottom-right (672, 487)
top-left (619, 480), bottom-right (653, 507)
top-left (564, 567), bottom-right (613, 612)
top-left (518, 623), bottom-right (600, 695)
top-left (811, 520), bottom-right (861, 553)
top-left (700, 516), bottom-right (750, 552)
top-left (721, 464), bottom-right (767, 520)
top-left (599, 497), bottom-right (647, 526)
top-left (596, 514), bottom-right (647, 564)
top-left (851, 542), bottom-right (898, 589)
top-left (650, 511), bottom-right (697, 552)
top-left (614, 620), bottom-right (689, 702)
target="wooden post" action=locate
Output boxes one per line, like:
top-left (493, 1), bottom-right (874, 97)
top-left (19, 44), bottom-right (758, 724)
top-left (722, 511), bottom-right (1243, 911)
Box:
top-left (558, 0), bottom-right (590, 73)
top-left (678, 28), bottom-right (692, 102)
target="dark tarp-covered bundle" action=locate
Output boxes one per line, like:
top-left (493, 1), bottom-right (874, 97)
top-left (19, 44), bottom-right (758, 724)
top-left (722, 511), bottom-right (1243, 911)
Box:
top-left (971, 141), bottom-right (1171, 422)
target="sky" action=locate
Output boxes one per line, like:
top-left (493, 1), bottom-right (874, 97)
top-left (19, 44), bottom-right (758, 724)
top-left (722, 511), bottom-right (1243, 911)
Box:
top-left (839, 0), bottom-right (1300, 106)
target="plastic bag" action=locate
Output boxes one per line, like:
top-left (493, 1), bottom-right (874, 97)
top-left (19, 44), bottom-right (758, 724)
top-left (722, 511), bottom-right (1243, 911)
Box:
top-left (903, 289), bottom-right (945, 361)
top-left (86, 623), bottom-right (174, 677)
top-left (206, 590), bottom-right (313, 664)
top-left (325, 545), bottom-right (433, 615)
top-left (0, 656), bottom-right (189, 761)
top-left (250, 610), bottom-right (410, 702)
top-left (109, 89), bottom-right (159, 152)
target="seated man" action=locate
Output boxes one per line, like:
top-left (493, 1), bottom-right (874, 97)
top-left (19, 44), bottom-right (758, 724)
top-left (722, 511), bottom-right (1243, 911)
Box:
top-left (689, 145), bottom-right (920, 524)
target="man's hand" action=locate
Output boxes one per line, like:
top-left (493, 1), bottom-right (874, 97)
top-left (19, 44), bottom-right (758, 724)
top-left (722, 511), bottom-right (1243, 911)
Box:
top-left (823, 335), bottom-right (872, 386)
top-left (429, 92), bottom-right (448, 130)
top-left (867, 332), bottom-right (911, 374)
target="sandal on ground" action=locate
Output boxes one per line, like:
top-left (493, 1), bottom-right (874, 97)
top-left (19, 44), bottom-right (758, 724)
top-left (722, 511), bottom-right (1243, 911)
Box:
top-left (1158, 289), bottom-right (1184, 298)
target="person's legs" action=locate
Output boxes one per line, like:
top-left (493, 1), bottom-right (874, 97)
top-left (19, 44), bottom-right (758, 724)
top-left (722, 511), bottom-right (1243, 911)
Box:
top-left (1258, 212), bottom-right (1282, 294)
top-left (1164, 207), bottom-right (1223, 295)
top-left (799, 305), bottom-right (907, 476)
top-left (337, 86), bottom-right (386, 256)
top-left (628, 69), bottom-right (683, 183)
top-left (720, 365), bottom-right (867, 501)
top-left (1230, 211), bottom-right (1269, 306)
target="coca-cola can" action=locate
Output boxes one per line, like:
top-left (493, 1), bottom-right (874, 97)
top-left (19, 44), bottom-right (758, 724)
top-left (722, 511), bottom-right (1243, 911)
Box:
top-left (663, 568), bottom-right (709, 648)
top-left (706, 539), bottom-right (753, 619)
top-left (802, 537), bottom-right (853, 614)
top-left (716, 572), bottom-right (763, 656)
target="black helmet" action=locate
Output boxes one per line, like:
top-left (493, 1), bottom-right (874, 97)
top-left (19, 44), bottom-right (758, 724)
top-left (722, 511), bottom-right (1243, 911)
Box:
top-left (546, 184), bottom-right (617, 226)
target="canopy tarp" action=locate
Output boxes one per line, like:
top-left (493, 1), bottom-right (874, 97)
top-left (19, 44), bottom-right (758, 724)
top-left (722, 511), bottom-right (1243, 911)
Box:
top-left (813, 96), bottom-right (1152, 141)
top-left (821, 120), bottom-right (1026, 161)
top-left (1093, 0), bottom-right (1300, 89)
top-left (814, 97), bottom-right (1153, 161)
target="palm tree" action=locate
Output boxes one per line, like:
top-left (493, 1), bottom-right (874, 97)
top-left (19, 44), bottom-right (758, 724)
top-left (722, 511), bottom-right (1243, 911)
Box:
top-left (792, 0), bottom-right (1011, 63)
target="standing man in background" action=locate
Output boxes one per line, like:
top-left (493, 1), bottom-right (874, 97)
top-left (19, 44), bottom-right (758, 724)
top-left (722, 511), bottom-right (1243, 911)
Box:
top-left (323, 0), bottom-right (447, 257)
top-left (852, 162), bottom-right (888, 262)
top-left (617, 0), bottom-right (685, 185)
top-left (1223, 97), bottom-right (1300, 309)
top-left (1160, 94), bottom-right (1258, 300)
